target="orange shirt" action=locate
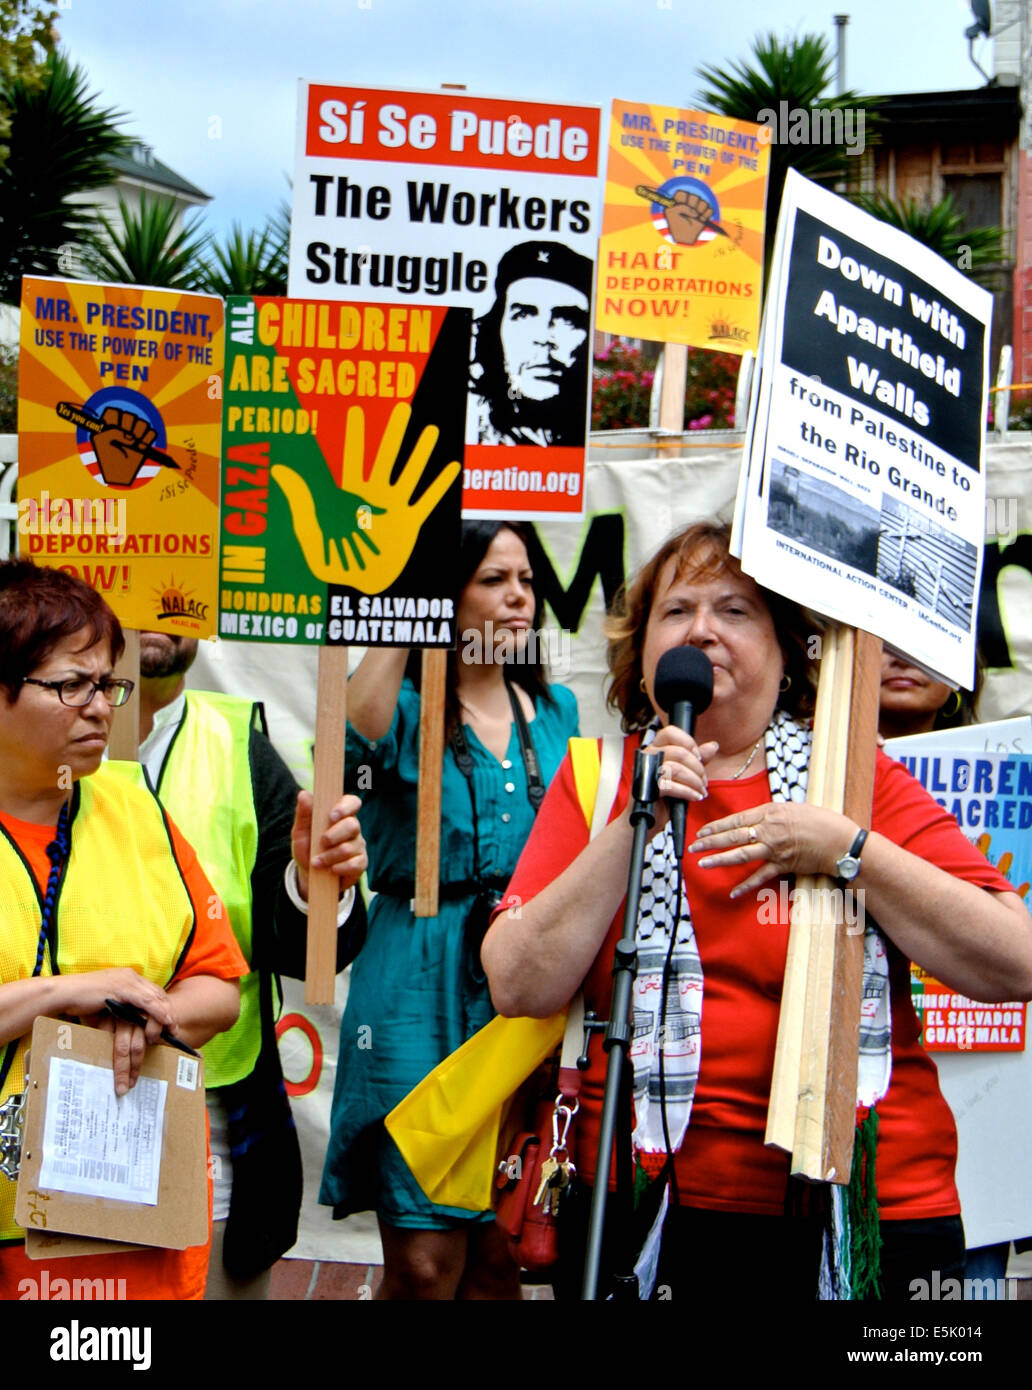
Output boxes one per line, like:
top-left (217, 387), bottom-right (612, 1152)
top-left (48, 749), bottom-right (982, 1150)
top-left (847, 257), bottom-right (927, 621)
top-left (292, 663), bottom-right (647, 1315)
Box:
top-left (0, 804), bottom-right (246, 1300)
top-left (0, 810), bottom-right (245, 985)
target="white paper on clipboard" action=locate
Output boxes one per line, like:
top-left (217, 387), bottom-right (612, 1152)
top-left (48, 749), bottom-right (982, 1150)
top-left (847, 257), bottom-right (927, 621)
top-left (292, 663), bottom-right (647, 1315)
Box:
top-left (37, 1057), bottom-right (167, 1206)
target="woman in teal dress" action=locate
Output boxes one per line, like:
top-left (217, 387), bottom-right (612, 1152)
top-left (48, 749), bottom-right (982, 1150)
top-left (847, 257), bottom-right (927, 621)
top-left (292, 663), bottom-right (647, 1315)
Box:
top-left (320, 521), bottom-right (579, 1299)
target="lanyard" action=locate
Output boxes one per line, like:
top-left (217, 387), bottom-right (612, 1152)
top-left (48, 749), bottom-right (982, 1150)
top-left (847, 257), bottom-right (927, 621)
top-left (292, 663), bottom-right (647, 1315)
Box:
top-left (505, 682), bottom-right (545, 810)
top-left (449, 683), bottom-right (544, 889)
top-left (0, 801), bottom-right (70, 1095)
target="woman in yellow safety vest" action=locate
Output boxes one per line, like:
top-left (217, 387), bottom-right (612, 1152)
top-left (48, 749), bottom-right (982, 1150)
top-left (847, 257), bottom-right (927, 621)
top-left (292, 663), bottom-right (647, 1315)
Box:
top-left (0, 559), bottom-right (246, 1300)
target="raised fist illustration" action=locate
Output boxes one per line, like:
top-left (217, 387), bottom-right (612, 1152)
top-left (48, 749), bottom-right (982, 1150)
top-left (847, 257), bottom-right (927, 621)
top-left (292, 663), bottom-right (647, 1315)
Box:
top-left (92, 407), bottom-right (159, 487)
top-left (666, 190), bottom-right (715, 246)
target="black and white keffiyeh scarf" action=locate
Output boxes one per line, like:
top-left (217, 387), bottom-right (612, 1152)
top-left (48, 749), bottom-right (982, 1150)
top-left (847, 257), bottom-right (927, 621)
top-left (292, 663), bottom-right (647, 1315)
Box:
top-left (629, 710), bottom-right (891, 1295)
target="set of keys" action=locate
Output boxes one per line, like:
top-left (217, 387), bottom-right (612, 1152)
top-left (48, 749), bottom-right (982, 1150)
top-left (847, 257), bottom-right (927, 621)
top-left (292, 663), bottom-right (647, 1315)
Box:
top-left (532, 1094), bottom-right (579, 1215)
top-left (533, 1152), bottom-right (575, 1215)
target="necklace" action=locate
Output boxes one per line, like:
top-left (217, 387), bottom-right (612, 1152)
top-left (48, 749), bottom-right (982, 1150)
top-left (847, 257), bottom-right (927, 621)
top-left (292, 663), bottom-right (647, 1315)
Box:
top-left (731, 735), bottom-right (764, 780)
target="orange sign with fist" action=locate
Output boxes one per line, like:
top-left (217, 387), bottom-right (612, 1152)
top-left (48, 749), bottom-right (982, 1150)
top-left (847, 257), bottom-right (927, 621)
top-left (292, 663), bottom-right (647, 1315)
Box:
top-left (597, 100), bottom-right (768, 352)
top-left (17, 277), bottom-right (223, 637)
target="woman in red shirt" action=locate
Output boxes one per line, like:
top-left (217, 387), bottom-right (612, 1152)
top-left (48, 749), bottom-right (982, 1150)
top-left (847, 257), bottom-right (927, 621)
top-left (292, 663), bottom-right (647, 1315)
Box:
top-left (483, 522), bottom-right (1032, 1300)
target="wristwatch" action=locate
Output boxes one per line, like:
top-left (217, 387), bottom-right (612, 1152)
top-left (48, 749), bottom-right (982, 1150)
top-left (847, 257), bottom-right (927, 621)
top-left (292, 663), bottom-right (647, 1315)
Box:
top-left (834, 828), bottom-right (868, 883)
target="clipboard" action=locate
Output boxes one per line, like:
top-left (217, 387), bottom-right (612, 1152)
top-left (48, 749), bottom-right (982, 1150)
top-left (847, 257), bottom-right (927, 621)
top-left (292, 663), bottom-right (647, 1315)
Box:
top-left (14, 1017), bottom-right (208, 1257)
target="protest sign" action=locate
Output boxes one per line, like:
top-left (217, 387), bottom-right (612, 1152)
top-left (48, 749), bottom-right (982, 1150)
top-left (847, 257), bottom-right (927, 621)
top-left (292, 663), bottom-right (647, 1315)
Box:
top-left (886, 719), bottom-right (1032, 1247)
top-left (288, 83), bottom-right (601, 518)
top-left (17, 277), bottom-right (223, 637)
top-left (218, 296), bottom-right (466, 647)
top-left (735, 170), bottom-right (992, 689)
top-left (596, 100), bottom-right (767, 353)
top-left (885, 732), bottom-right (1031, 1053)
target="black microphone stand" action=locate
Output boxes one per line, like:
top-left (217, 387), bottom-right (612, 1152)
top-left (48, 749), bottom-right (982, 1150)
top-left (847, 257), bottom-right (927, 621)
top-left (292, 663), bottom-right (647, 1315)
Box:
top-left (581, 747), bottom-right (660, 1301)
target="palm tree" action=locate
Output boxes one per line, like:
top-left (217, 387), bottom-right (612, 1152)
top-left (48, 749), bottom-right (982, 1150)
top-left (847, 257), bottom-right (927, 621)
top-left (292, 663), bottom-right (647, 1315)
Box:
top-left (0, 50), bottom-right (128, 302)
top-left (199, 203), bottom-right (289, 296)
top-left (84, 191), bottom-right (210, 289)
top-left (850, 190), bottom-right (1004, 287)
top-left (697, 32), bottom-right (879, 278)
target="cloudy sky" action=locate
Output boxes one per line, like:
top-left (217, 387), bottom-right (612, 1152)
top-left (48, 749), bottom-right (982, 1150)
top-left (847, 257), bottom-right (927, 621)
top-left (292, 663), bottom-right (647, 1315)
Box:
top-left (58, 0), bottom-right (995, 237)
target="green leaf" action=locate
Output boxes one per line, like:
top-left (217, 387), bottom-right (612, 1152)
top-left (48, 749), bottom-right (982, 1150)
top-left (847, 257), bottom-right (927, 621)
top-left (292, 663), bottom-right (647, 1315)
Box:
top-left (83, 191), bottom-right (210, 290)
top-left (197, 213), bottom-right (288, 296)
top-left (696, 32), bottom-right (881, 281)
top-left (850, 190), bottom-right (1005, 286)
top-left (0, 50), bottom-right (129, 302)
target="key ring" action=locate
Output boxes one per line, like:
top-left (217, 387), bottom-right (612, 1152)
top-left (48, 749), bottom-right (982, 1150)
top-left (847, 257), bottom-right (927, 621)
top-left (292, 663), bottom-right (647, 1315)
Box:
top-left (550, 1095), bottom-right (579, 1156)
top-left (0, 1092), bottom-right (26, 1180)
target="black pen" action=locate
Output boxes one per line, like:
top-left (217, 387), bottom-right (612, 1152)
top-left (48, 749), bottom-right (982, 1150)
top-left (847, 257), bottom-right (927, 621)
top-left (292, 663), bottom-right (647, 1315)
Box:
top-left (103, 998), bottom-right (202, 1058)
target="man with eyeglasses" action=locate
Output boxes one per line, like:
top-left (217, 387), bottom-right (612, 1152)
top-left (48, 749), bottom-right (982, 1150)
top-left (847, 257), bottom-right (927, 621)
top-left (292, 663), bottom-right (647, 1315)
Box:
top-left (134, 630), bottom-right (367, 1299)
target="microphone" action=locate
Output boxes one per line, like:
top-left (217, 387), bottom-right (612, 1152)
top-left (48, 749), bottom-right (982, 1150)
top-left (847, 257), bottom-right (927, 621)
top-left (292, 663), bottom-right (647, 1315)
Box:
top-left (653, 647), bottom-right (714, 859)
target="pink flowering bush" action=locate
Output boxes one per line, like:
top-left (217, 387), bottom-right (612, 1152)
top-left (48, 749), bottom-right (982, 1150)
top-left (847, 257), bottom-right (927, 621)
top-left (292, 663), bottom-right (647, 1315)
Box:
top-left (592, 342), bottom-right (656, 430)
top-left (684, 347), bottom-right (739, 431)
top-left (592, 340), bottom-right (740, 431)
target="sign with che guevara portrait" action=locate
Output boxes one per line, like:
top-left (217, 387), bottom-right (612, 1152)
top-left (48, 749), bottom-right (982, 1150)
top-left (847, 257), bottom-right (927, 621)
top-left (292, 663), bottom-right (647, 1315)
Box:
top-left (288, 82), bottom-right (601, 519)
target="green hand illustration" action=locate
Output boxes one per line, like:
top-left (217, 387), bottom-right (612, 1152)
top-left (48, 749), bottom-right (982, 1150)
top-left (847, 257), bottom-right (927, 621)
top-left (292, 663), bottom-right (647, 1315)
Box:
top-left (272, 403), bottom-right (460, 593)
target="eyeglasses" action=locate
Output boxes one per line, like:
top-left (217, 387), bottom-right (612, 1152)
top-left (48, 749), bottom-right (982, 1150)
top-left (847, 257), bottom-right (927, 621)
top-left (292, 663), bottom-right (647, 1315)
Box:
top-left (22, 676), bottom-right (136, 708)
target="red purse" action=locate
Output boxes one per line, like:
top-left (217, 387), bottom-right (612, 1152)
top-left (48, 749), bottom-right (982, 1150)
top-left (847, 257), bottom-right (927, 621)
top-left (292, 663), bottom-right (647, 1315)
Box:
top-left (495, 1065), bottom-right (581, 1272)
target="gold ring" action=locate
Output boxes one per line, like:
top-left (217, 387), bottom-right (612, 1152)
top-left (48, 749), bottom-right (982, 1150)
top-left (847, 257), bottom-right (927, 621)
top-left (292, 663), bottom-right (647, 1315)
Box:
top-left (747, 825), bottom-right (758, 843)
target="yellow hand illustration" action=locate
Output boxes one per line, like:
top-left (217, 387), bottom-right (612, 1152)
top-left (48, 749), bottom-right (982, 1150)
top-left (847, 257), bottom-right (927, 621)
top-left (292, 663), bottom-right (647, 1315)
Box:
top-left (976, 834), bottom-right (1030, 898)
top-left (271, 403), bottom-right (460, 593)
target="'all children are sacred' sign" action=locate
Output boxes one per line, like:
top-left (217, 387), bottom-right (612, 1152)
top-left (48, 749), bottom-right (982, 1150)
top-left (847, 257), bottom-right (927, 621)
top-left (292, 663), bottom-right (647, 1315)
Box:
top-left (218, 295), bottom-right (466, 647)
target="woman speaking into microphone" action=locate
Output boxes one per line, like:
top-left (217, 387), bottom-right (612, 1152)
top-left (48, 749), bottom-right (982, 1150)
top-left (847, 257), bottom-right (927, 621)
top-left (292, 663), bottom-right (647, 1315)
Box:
top-left (482, 521), bottom-right (1032, 1300)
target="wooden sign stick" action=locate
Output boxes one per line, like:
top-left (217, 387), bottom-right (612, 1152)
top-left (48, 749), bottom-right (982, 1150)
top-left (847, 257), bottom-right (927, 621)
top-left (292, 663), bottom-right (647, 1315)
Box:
top-left (108, 629), bottom-right (140, 762)
top-left (766, 625), bottom-right (848, 1154)
top-left (305, 644), bottom-right (350, 1005)
top-left (766, 623), bottom-right (881, 1182)
top-left (414, 648), bottom-right (448, 918)
top-left (794, 626), bottom-right (881, 1183)
top-left (657, 342), bottom-right (688, 432)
